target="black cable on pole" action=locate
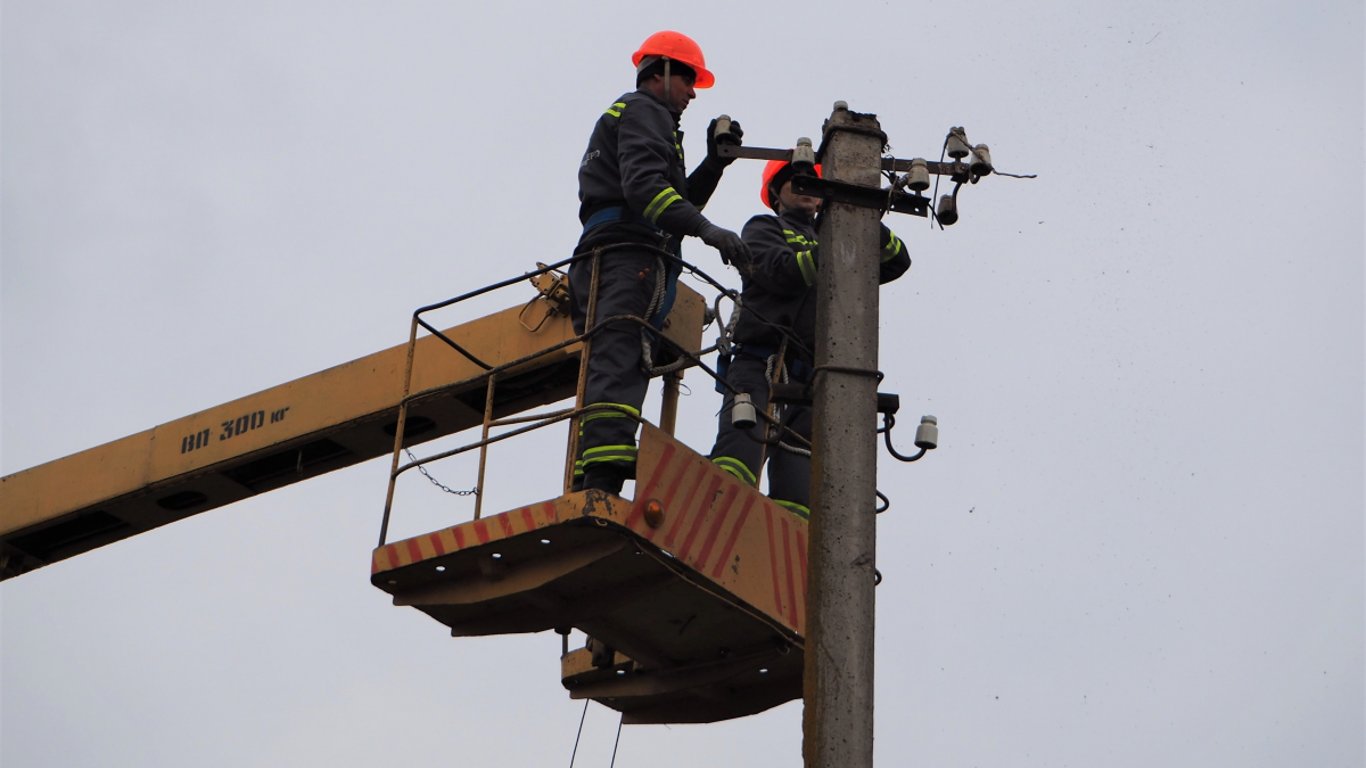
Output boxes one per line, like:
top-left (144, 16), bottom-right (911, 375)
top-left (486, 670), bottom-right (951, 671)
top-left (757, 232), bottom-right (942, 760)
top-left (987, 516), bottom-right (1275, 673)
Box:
top-left (882, 413), bottom-right (927, 463)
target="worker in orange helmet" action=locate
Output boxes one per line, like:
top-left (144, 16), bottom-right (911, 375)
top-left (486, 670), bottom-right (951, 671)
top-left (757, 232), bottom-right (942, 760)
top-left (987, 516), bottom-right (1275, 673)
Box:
top-left (570, 31), bottom-right (748, 495)
top-left (707, 159), bottom-right (910, 519)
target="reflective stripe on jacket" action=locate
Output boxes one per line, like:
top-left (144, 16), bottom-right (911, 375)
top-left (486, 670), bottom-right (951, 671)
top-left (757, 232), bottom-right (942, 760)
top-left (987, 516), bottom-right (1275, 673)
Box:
top-left (577, 89), bottom-right (710, 244)
top-left (732, 209), bottom-right (910, 362)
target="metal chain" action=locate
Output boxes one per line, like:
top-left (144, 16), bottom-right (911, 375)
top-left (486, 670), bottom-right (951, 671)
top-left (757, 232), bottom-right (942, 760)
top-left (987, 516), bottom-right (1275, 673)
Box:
top-left (404, 448), bottom-right (478, 496)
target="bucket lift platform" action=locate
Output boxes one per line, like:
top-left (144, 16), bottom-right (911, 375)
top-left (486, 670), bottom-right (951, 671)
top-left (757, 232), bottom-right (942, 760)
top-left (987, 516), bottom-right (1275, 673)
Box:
top-left (372, 424), bottom-right (809, 723)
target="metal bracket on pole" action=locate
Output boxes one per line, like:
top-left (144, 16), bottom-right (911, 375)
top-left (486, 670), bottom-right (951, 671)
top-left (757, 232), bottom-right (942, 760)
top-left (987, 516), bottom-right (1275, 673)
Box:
top-left (720, 129), bottom-right (1011, 225)
top-left (883, 156), bottom-right (984, 183)
top-left (714, 145), bottom-right (792, 162)
top-left (790, 175), bottom-right (932, 217)
top-left (769, 381), bottom-right (811, 405)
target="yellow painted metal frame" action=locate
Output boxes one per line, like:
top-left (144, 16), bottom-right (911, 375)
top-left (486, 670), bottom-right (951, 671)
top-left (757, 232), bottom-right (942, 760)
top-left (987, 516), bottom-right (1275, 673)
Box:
top-left (372, 424), bottom-right (809, 723)
top-left (0, 281), bottom-right (705, 580)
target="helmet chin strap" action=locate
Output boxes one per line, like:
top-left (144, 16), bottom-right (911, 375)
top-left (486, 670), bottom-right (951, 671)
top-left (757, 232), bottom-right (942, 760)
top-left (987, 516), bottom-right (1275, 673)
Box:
top-left (662, 58), bottom-right (671, 106)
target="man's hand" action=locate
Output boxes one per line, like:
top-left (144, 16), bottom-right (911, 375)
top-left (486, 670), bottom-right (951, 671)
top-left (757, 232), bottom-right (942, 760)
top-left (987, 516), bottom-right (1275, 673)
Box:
top-left (706, 116), bottom-right (744, 167)
top-left (697, 222), bottom-right (750, 266)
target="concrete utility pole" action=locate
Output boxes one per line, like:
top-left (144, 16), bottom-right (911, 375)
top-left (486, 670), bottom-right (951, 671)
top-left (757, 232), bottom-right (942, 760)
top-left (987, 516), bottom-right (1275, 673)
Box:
top-left (802, 103), bottom-right (885, 768)
top-left (717, 104), bottom-right (1007, 768)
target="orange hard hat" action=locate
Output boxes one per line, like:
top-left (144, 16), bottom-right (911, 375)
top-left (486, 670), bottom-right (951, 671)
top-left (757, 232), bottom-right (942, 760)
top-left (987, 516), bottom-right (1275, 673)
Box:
top-left (632, 31), bottom-right (715, 88)
top-left (760, 159), bottom-right (822, 209)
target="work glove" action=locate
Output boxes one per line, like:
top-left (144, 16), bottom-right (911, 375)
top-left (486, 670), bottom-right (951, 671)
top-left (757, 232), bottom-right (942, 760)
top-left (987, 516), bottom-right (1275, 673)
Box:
top-left (706, 116), bottom-right (744, 167)
top-left (697, 221), bottom-right (750, 266)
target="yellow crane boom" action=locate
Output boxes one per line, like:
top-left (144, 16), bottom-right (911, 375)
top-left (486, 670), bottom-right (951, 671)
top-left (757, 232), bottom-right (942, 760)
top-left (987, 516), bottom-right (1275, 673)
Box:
top-left (0, 278), bottom-right (702, 579)
top-left (1, 271), bottom-right (809, 723)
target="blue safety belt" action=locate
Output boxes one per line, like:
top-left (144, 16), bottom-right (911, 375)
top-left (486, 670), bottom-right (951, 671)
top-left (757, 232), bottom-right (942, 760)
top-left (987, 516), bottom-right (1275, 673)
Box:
top-left (584, 206), bottom-right (680, 330)
top-left (583, 205), bottom-right (629, 233)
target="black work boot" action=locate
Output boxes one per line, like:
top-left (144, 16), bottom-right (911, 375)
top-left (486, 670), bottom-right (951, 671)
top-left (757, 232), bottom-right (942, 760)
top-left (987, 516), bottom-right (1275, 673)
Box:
top-left (582, 465), bottom-right (628, 496)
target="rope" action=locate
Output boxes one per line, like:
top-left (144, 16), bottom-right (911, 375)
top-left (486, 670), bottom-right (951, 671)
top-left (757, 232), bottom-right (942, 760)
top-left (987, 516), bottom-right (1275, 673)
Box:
top-left (567, 699), bottom-right (589, 768)
top-left (609, 713), bottom-right (625, 767)
top-left (764, 353), bottom-right (811, 459)
top-left (564, 699), bottom-right (624, 768)
top-left (638, 255), bottom-right (692, 377)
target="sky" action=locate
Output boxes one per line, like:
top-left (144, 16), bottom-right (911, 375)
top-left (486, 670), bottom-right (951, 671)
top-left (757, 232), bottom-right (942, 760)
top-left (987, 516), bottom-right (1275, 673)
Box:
top-left (1, 1), bottom-right (1362, 766)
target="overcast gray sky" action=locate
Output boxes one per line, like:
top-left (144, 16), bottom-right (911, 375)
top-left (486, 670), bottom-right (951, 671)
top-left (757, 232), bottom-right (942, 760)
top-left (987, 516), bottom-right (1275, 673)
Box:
top-left (2, 1), bottom-right (1362, 766)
